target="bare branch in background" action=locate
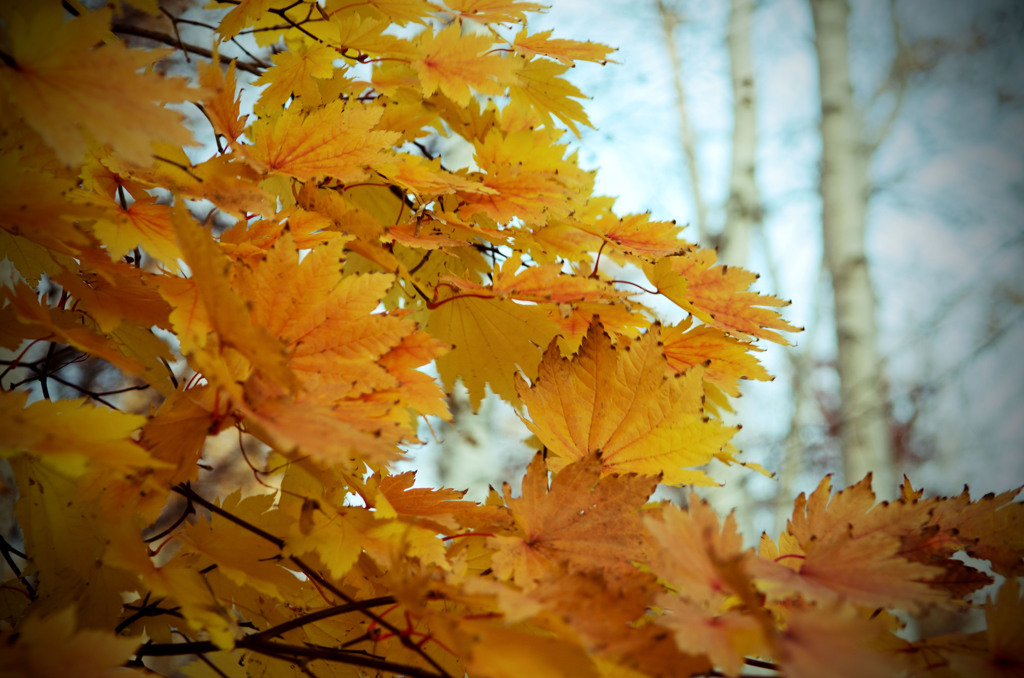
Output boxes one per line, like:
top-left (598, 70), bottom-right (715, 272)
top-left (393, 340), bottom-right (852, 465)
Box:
top-left (656, 0), bottom-right (710, 247)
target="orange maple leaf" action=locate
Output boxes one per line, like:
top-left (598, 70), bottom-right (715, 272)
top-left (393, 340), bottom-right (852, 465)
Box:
top-left (441, 252), bottom-right (629, 305)
top-left (515, 324), bottom-right (736, 485)
top-left (169, 208), bottom-right (296, 394)
top-left (1, 282), bottom-right (147, 378)
top-left (592, 212), bottom-right (692, 261)
top-left (644, 249), bottom-right (801, 344)
top-left (198, 54), bottom-right (248, 143)
top-left (489, 453), bottom-right (657, 587)
top-left (457, 129), bottom-right (587, 225)
top-left (84, 195), bottom-right (182, 272)
top-left (776, 604), bottom-right (902, 678)
top-left (907, 483), bottom-right (1024, 578)
top-left (234, 232), bottom-right (420, 398)
top-left (752, 476), bottom-right (947, 612)
top-left (662, 317), bottom-right (771, 398)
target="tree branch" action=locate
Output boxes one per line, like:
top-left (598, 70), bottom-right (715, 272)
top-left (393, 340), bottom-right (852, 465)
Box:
top-left (169, 484), bottom-right (453, 678)
top-left (248, 596), bottom-right (398, 642)
top-left (136, 635), bottom-right (447, 678)
top-left (110, 23), bottom-right (264, 76)
top-left (864, 0), bottom-right (908, 155)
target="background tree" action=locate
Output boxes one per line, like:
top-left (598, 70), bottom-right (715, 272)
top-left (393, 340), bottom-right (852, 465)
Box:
top-left (528, 0), bottom-right (1024, 534)
top-left (810, 0), bottom-right (895, 497)
top-left (654, 0), bottom-right (770, 527)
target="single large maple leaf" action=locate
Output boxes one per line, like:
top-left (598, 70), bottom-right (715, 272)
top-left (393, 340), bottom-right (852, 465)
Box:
top-left (515, 324), bottom-right (736, 485)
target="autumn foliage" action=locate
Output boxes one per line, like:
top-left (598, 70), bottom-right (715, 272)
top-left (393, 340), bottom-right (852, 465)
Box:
top-left (0, 1), bottom-right (1021, 676)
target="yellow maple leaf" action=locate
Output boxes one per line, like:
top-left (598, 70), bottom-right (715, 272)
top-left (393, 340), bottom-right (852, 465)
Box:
top-left (0, 606), bottom-right (144, 678)
top-left (0, 390), bottom-right (154, 477)
top-left (462, 619), bottom-right (600, 678)
top-left (212, 0), bottom-right (274, 40)
top-left (9, 455), bottom-right (143, 628)
top-left (253, 43), bottom-right (337, 111)
top-left (413, 23), bottom-right (519, 106)
top-left (178, 491), bottom-right (304, 602)
top-left (515, 324), bottom-right (736, 485)
top-left (366, 0), bottom-right (435, 24)
top-left (105, 533), bottom-right (238, 649)
top-left (245, 100), bottom-right (400, 182)
top-left (442, 0), bottom-right (549, 24)
top-left (335, 12), bottom-right (414, 58)
top-left (426, 294), bottom-right (560, 410)
top-left (0, 4), bottom-right (196, 167)
top-left (509, 57), bottom-right (592, 136)
top-left (511, 28), bottom-right (616, 65)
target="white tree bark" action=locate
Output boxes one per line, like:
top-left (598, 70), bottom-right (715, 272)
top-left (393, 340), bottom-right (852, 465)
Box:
top-left (720, 0), bottom-right (759, 267)
top-left (810, 0), bottom-right (895, 497)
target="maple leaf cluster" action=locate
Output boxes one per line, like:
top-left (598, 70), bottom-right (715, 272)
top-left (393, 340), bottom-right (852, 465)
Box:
top-left (0, 1), bottom-right (1021, 676)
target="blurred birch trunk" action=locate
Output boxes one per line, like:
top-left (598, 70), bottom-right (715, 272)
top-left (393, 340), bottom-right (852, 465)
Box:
top-left (656, 0), bottom-right (765, 529)
top-left (809, 0), bottom-right (895, 497)
top-left (720, 0), bottom-right (758, 268)
top-left (705, 0), bottom-right (764, 527)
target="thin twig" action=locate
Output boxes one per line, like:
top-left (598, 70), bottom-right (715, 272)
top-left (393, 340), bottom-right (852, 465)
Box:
top-left (0, 535), bottom-right (37, 600)
top-left (135, 635), bottom-right (447, 678)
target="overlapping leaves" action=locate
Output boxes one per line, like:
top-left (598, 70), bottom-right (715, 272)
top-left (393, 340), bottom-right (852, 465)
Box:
top-left (0, 1), bottom-right (1020, 678)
